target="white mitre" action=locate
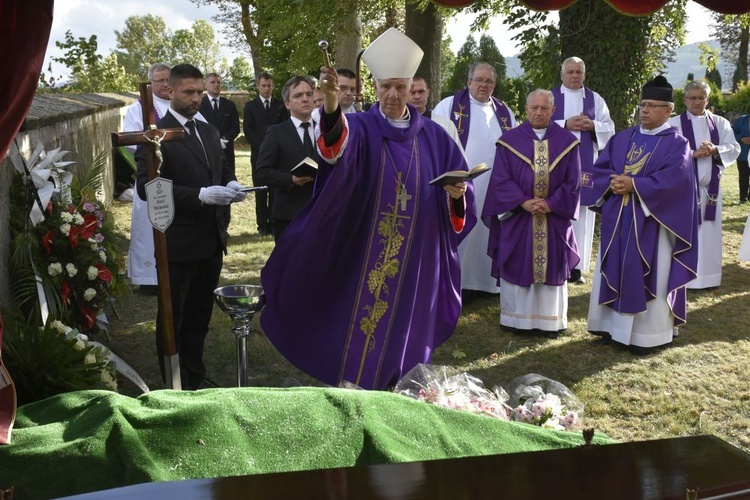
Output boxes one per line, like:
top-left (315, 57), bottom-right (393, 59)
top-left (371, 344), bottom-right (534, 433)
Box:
top-left (362, 28), bottom-right (423, 79)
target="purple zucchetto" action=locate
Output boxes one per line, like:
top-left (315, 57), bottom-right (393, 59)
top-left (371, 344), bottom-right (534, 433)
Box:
top-left (641, 75), bottom-right (674, 103)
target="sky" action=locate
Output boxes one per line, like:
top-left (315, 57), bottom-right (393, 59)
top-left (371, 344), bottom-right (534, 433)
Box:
top-left (43, 0), bottom-right (715, 80)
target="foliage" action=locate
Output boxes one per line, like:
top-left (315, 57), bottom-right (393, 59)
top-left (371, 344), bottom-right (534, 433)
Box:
top-left (673, 79), bottom-right (725, 115)
top-left (9, 149), bottom-right (126, 334)
top-left (172, 20), bottom-right (228, 75)
top-left (38, 30), bottom-right (133, 93)
top-left (2, 313), bottom-right (117, 405)
top-left (228, 56), bottom-right (255, 91)
top-left (709, 13), bottom-right (750, 87)
top-left (699, 42), bottom-right (723, 90)
top-left (113, 15), bottom-right (177, 86)
top-left (724, 80), bottom-right (750, 113)
top-left (440, 35), bottom-right (456, 98)
top-left (447, 34), bottom-right (478, 94)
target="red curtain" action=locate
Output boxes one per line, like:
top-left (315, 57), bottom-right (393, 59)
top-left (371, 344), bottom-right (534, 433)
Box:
top-left (0, 0), bottom-right (54, 163)
top-left (432, 0), bottom-right (750, 15)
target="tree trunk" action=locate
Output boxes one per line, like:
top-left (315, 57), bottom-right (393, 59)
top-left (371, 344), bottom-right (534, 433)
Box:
top-left (240, 2), bottom-right (267, 79)
top-left (559, 0), bottom-right (650, 129)
top-left (333, 0), bottom-right (362, 71)
top-left (405, 0), bottom-right (443, 107)
top-left (739, 25), bottom-right (749, 85)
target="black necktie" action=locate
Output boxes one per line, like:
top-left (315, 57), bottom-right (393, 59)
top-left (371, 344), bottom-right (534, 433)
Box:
top-left (301, 122), bottom-right (314, 156)
top-left (264, 99), bottom-right (270, 116)
top-left (185, 119), bottom-right (208, 163)
top-left (212, 98), bottom-right (218, 111)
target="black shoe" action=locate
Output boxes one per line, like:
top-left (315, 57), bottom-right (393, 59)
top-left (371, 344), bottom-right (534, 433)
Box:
top-left (568, 269), bottom-right (585, 284)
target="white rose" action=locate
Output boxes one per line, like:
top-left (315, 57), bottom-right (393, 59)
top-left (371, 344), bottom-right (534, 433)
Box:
top-left (99, 251), bottom-right (107, 263)
top-left (66, 263), bottom-right (78, 277)
top-left (87, 266), bottom-right (98, 280)
top-left (60, 223), bottom-right (71, 236)
top-left (73, 213), bottom-right (84, 225)
top-left (101, 370), bottom-right (117, 391)
top-left (73, 338), bottom-right (86, 351)
top-left (83, 288), bottom-right (97, 301)
top-left (91, 243), bottom-right (98, 251)
top-left (48, 263), bottom-right (63, 276)
top-left (60, 212), bottom-right (73, 223)
top-left (84, 353), bottom-right (97, 364)
top-left (51, 320), bottom-right (68, 334)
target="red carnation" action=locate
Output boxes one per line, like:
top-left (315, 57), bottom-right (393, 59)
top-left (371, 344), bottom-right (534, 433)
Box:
top-left (81, 307), bottom-right (96, 331)
top-left (95, 263), bottom-right (112, 283)
top-left (61, 279), bottom-right (71, 306)
top-left (47, 201), bottom-right (53, 213)
top-left (80, 214), bottom-right (98, 240)
top-left (68, 224), bottom-right (79, 250)
top-left (42, 230), bottom-right (55, 254)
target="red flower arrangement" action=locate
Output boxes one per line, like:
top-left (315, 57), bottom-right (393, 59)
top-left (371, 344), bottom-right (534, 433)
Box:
top-left (38, 190), bottom-right (123, 332)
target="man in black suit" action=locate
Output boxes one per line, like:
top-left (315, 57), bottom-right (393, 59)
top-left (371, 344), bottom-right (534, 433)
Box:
top-left (136, 64), bottom-right (247, 390)
top-left (243, 72), bottom-right (288, 235)
top-left (408, 74), bottom-right (432, 118)
top-left (256, 76), bottom-right (319, 241)
top-left (200, 72), bottom-right (240, 173)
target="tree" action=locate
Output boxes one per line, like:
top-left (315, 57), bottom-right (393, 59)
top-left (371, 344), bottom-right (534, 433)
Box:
top-left (699, 42), bottom-right (723, 90)
top-left (447, 35), bottom-right (478, 94)
top-left (228, 56), bottom-right (254, 91)
top-left (40, 30), bottom-right (132, 93)
top-left (406, 0), bottom-right (444, 106)
top-left (494, 0), bottom-right (687, 130)
top-left (709, 13), bottom-right (750, 90)
top-left (113, 15), bottom-right (176, 86)
top-left (440, 35), bottom-right (456, 98)
top-left (172, 20), bottom-right (226, 74)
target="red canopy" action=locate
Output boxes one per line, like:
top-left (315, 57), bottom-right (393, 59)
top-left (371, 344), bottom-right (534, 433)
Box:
top-left (432, 0), bottom-right (750, 15)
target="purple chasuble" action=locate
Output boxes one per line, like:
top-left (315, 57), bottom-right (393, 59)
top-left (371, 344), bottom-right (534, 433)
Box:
top-left (483, 121), bottom-right (581, 286)
top-left (679, 112), bottom-right (722, 222)
top-left (260, 104), bottom-right (477, 390)
top-left (449, 88), bottom-right (514, 148)
top-left (589, 126), bottom-right (698, 326)
top-left (551, 85), bottom-right (597, 205)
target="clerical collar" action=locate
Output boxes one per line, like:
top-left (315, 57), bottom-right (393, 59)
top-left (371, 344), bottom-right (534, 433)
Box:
top-left (469, 95), bottom-right (493, 107)
top-left (562, 85), bottom-right (584, 94)
top-left (153, 94), bottom-right (170, 106)
top-left (640, 122), bottom-right (672, 135)
top-left (379, 106), bottom-right (411, 128)
top-left (687, 110), bottom-right (708, 119)
top-left (532, 127), bottom-right (548, 139)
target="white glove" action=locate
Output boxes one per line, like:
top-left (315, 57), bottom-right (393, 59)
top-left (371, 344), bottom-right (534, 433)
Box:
top-left (220, 138), bottom-right (229, 149)
top-left (199, 186), bottom-right (237, 205)
top-left (226, 180), bottom-right (247, 202)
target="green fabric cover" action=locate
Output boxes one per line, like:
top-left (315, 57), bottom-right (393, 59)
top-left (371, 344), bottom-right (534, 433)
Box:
top-left (0, 387), bottom-right (613, 498)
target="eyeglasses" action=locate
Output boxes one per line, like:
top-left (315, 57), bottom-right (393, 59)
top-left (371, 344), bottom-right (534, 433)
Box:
top-left (639, 103), bottom-right (671, 110)
top-left (151, 78), bottom-right (169, 85)
top-left (685, 96), bottom-right (708, 101)
top-left (471, 78), bottom-right (496, 86)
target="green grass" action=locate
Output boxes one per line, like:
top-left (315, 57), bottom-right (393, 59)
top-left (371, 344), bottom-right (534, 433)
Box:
top-left (107, 143), bottom-right (750, 453)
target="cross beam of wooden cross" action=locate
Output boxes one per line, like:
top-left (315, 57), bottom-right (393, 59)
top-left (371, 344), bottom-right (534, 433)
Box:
top-left (111, 82), bottom-right (185, 390)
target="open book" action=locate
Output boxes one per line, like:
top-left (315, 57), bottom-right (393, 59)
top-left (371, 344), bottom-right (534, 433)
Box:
top-left (291, 156), bottom-right (318, 178)
top-left (429, 163), bottom-right (490, 186)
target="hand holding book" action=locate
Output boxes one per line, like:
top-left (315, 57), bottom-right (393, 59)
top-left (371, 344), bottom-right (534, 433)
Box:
top-left (429, 163), bottom-right (490, 186)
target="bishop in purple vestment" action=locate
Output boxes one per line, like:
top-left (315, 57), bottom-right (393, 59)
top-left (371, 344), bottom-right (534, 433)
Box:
top-left (587, 76), bottom-right (698, 353)
top-left (260, 29), bottom-right (476, 389)
top-left (483, 89), bottom-right (581, 333)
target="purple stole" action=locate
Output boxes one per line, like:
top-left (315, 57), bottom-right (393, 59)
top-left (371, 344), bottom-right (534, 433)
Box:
top-left (138, 98), bottom-right (162, 125)
top-left (552, 86), bottom-right (596, 204)
top-left (449, 88), bottom-right (513, 149)
top-left (680, 112), bottom-right (721, 222)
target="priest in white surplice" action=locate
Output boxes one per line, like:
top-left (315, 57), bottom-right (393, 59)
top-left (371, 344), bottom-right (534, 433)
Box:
top-left (668, 79), bottom-right (740, 289)
top-left (551, 57), bottom-right (615, 284)
top-left (433, 62), bottom-right (517, 295)
top-left (123, 63), bottom-right (172, 289)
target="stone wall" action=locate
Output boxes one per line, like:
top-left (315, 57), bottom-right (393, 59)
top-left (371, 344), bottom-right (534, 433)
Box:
top-left (0, 91), bottom-right (137, 308)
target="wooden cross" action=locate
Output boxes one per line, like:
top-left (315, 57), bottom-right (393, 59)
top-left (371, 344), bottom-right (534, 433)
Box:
top-left (111, 82), bottom-right (185, 390)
